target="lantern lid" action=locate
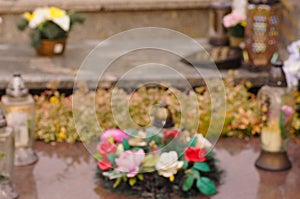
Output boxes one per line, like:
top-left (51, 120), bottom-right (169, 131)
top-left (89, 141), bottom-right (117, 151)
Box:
top-left (0, 108), bottom-right (7, 128)
top-left (267, 60), bottom-right (288, 87)
top-left (6, 74), bottom-right (29, 98)
top-left (152, 102), bottom-right (175, 128)
top-left (248, 0), bottom-right (280, 4)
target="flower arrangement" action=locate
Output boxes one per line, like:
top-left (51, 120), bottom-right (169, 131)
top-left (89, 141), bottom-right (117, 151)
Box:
top-left (17, 7), bottom-right (85, 48)
top-left (95, 128), bottom-right (220, 198)
top-left (34, 75), bottom-right (262, 144)
top-left (283, 40), bottom-right (300, 88)
top-left (223, 0), bottom-right (247, 46)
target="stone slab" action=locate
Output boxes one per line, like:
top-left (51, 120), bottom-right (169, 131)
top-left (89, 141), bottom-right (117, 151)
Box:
top-left (0, 39), bottom-right (270, 90)
top-left (13, 138), bottom-right (300, 199)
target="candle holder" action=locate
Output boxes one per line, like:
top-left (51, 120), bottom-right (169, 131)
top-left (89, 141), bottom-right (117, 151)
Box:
top-left (255, 61), bottom-right (294, 171)
top-left (245, 0), bottom-right (281, 69)
top-left (1, 74), bottom-right (38, 166)
top-left (0, 109), bottom-right (18, 199)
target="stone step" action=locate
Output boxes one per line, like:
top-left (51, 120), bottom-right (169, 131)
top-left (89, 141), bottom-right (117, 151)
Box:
top-left (0, 38), bottom-right (270, 91)
top-left (0, 0), bottom-right (210, 42)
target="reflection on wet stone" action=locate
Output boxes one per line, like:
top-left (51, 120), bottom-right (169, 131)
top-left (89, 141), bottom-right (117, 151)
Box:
top-left (11, 139), bottom-right (300, 199)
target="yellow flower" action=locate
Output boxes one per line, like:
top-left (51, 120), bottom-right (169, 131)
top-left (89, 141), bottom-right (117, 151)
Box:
top-left (169, 175), bottom-right (175, 182)
top-left (58, 132), bottom-right (66, 140)
top-left (50, 96), bottom-right (59, 104)
top-left (49, 7), bottom-right (65, 19)
top-left (23, 12), bottom-right (35, 22)
top-left (58, 127), bottom-right (67, 140)
top-left (240, 20), bottom-right (247, 27)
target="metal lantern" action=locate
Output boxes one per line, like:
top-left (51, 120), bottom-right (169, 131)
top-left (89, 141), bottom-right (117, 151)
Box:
top-left (245, 0), bottom-right (281, 69)
top-left (1, 74), bottom-right (38, 166)
top-left (152, 102), bottom-right (174, 129)
top-left (0, 109), bottom-right (18, 199)
top-left (255, 61), bottom-right (294, 171)
top-left (209, 1), bottom-right (231, 46)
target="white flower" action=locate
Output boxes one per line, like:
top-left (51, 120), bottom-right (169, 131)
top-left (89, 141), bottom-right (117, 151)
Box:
top-left (287, 40), bottom-right (300, 58)
top-left (29, 8), bottom-right (50, 29)
top-left (155, 151), bottom-right (183, 178)
top-left (195, 134), bottom-right (212, 149)
top-left (283, 57), bottom-right (300, 88)
top-left (232, 0), bottom-right (247, 17)
top-left (52, 15), bottom-right (70, 31)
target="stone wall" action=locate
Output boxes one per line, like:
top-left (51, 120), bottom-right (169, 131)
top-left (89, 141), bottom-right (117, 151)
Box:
top-left (0, 0), bottom-right (211, 42)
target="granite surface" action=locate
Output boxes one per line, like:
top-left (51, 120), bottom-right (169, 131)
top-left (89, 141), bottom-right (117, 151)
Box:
top-left (12, 138), bottom-right (300, 199)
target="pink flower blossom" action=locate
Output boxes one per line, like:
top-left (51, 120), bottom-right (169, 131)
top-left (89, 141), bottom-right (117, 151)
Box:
top-left (281, 105), bottom-right (295, 117)
top-left (223, 11), bottom-right (246, 28)
top-left (100, 129), bottom-right (129, 143)
top-left (115, 149), bottom-right (145, 178)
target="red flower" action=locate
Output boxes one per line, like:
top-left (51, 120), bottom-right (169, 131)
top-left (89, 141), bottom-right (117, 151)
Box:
top-left (98, 160), bottom-right (112, 170)
top-left (163, 129), bottom-right (179, 143)
top-left (184, 147), bottom-right (206, 162)
top-left (97, 141), bottom-right (116, 156)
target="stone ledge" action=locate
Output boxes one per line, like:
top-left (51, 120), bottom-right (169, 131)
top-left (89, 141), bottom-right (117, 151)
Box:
top-left (0, 0), bottom-right (210, 14)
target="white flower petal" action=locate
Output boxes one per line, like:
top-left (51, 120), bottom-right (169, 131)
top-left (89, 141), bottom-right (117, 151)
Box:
top-left (52, 15), bottom-right (70, 32)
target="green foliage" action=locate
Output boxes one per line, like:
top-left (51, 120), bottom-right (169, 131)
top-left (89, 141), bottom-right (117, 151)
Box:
top-left (182, 175), bottom-right (194, 192)
top-left (193, 162), bottom-right (211, 172)
top-left (196, 177), bottom-right (217, 195)
top-left (107, 154), bottom-right (117, 165)
top-left (122, 138), bottom-right (130, 151)
top-left (17, 18), bottom-right (28, 31)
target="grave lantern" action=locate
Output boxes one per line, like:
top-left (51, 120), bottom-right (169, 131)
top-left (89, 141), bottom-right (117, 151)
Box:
top-left (256, 61), bottom-right (294, 171)
top-left (1, 74), bottom-right (38, 166)
top-left (0, 108), bottom-right (18, 199)
top-left (245, 0), bottom-right (281, 69)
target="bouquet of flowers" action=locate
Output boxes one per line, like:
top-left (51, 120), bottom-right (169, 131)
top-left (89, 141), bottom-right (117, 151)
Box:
top-left (223, 0), bottom-right (247, 39)
top-left (283, 40), bottom-right (300, 88)
top-left (17, 7), bottom-right (85, 48)
top-left (95, 128), bottom-right (221, 198)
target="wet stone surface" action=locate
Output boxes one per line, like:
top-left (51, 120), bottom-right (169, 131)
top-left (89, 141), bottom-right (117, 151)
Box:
top-left (12, 138), bottom-right (300, 199)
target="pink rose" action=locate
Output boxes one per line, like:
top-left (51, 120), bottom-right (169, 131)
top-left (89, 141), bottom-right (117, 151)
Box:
top-left (223, 11), bottom-right (246, 28)
top-left (97, 140), bottom-right (116, 156)
top-left (115, 149), bottom-right (145, 178)
top-left (100, 129), bottom-right (129, 143)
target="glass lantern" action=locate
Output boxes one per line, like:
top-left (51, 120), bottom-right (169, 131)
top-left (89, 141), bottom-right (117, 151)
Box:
top-left (1, 74), bottom-right (38, 166)
top-left (256, 61), bottom-right (294, 171)
top-left (245, 0), bottom-right (281, 69)
top-left (0, 109), bottom-right (18, 199)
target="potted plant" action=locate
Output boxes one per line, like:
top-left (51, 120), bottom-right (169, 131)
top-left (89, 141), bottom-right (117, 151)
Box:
top-left (17, 7), bottom-right (85, 56)
top-left (223, 0), bottom-right (247, 48)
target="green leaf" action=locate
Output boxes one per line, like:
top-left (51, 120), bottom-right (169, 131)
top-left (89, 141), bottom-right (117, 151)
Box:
top-left (17, 18), bottom-right (28, 31)
top-left (137, 174), bottom-right (144, 180)
top-left (142, 154), bottom-right (159, 167)
top-left (113, 177), bottom-right (122, 188)
top-left (103, 172), bottom-right (123, 180)
top-left (107, 154), bottom-right (117, 164)
top-left (93, 153), bottom-right (102, 160)
top-left (196, 177), bottom-right (217, 195)
top-left (182, 175), bottom-right (195, 192)
top-left (191, 169), bottom-right (200, 178)
top-left (193, 162), bottom-right (211, 172)
top-left (182, 160), bottom-right (189, 169)
top-left (188, 137), bottom-right (198, 147)
top-left (122, 138), bottom-right (130, 150)
top-left (129, 178), bottom-right (137, 186)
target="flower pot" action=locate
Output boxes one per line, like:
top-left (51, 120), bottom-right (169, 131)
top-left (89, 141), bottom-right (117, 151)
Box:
top-left (35, 38), bottom-right (67, 56)
top-left (229, 36), bottom-right (244, 48)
